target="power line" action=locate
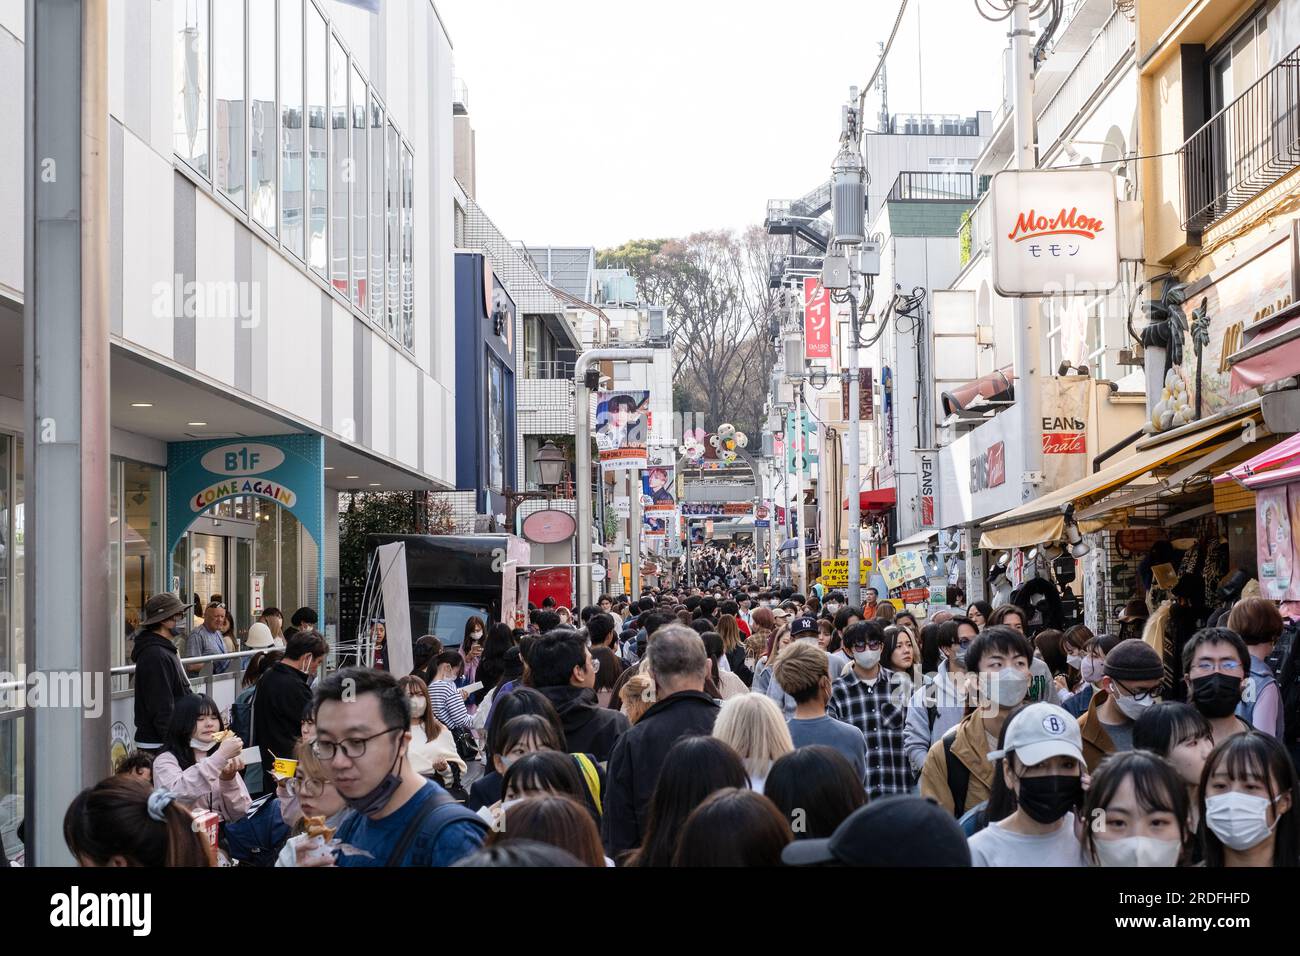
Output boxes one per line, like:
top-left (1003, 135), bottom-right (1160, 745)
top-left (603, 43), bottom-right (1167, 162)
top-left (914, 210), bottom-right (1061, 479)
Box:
top-left (856, 0), bottom-right (910, 120)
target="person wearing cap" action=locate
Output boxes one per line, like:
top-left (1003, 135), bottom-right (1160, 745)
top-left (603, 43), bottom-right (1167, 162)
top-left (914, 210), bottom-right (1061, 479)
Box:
top-left (131, 593), bottom-right (196, 751)
top-left (828, 621), bottom-right (913, 800)
top-left (781, 795), bottom-right (971, 867)
top-left (755, 617), bottom-right (835, 718)
top-left (920, 626), bottom-right (1034, 816)
top-left (1077, 638), bottom-right (1165, 772)
top-left (967, 702), bottom-right (1089, 867)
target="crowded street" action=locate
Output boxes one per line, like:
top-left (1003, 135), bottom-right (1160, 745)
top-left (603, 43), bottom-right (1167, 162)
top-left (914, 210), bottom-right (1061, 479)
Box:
top-left (3, 0), bottom-right (1300, 934)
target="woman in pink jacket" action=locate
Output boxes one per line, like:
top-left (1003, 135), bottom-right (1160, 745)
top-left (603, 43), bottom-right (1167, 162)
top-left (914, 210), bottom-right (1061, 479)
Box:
top-left (151, 693), bottom-right (251, 824)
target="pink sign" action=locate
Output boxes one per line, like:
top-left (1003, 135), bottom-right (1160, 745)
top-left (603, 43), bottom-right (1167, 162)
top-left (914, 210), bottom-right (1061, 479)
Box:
top-left (804, 277), bottom-right (832, 359)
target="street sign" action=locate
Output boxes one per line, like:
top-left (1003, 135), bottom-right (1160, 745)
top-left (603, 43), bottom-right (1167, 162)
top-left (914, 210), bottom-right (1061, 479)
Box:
top-left (590, 564), bottom-right (607, 583)
top-left (819, 558), bottom-right (875, 587)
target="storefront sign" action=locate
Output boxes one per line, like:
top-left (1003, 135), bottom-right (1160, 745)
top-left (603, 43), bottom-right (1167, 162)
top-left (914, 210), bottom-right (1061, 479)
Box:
top-left (251, 574), bottom-right (265, 616)
top-left (681, 502), bottom-right (754, 518)
top-left (1258, 485), bottom-right (1293, 600)
top-left (804, 277), bottom-right (832, 359)
top-left (167, 435), bottom-right (324, 564)
top-left (818, 558), bottom-right (876, 587)
top-left (522, 509), bottom-right (577, 545)
top-left (841, 368), bottom-right (873, 422)
top-left (919, 453), bottom-right (936, 527)
top-left (1042, 376), bottom-right (1090, 490)
top-left (939, 402), bottom-right (1028, 527)
top-left (595, 390), bottom-right (650, 473)
top-left (991, 170), bottom-right (1120, 297)
top-left (970, 442), bottom-right (1006, 493)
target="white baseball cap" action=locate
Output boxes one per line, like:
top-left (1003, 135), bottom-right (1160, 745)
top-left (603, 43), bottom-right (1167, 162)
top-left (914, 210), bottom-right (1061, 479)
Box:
top-left (987, 702), bottom-right (1083, 767)
top-left (245, 621), bottom-right (276, 650)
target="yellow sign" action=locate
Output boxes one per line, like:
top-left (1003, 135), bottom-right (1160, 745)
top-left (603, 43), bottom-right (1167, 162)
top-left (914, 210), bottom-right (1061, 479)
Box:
top-left (818, 558), bottom-right (876, 588)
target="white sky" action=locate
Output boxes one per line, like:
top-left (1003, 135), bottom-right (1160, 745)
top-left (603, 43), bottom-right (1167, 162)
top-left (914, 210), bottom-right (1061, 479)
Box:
top-left (436, 0), bottom-right (1011, 249)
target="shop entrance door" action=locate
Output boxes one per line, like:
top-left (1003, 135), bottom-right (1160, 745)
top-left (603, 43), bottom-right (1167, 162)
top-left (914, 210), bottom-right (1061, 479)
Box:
top-left (172, 515), bottom-right (257, 640)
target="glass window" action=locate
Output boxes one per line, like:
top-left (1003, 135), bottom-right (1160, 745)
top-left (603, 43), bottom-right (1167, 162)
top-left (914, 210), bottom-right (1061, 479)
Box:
top-left (280, 0), bottom-right (304, 258)
top-left (385, 121), bottom-right (400, 337)
top-left (173, 0), bottom-right (210, 176)
top-left (122, 463), bottom-right (164, 649)
top-left (110, 462), bottom-right (122, 671)
top-left (249, 0), bottom-right (277, 232)
top-left (369, 97), bottom-right (385, 327)
top-left (488, 358), bottom-right (505, 491)
top-left (212, 0), bottom-right (245, 206)
top-left (401, 143), bottom-right (414, 350)
top-left (0, 436), bottom-right (12, 679)
top-left (254, 499), bottom-right (279, 611)
top-left (330, 36), bottom-right (349, 298)
top-left (306, 7), bottom-right (328, 276)
top-left (350, 66), bottom-right (368, 312)
top-left (281, 509), bottom-right (299, 613)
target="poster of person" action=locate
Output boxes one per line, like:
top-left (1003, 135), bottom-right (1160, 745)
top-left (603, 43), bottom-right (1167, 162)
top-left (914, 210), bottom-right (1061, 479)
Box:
top-left (1258, 485), bottom-right (1292, 600)
top-left (643, 513), bottom-right (669, 537)
top-left (595, 390), bottom-right (650, 472)
top-left (642, 466), bottom-right (676, 512)
top-left (1289, 485), bottom-right (1300, 602)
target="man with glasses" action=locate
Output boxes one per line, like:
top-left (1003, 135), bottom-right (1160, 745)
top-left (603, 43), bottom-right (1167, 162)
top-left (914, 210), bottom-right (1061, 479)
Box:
top-left (312, 668), bottom-right (487, 867)
top-left (1077, 638), bottom-right (1165, 771)
top-left (530, 629), bottom-right (629, 761)
top-left (1182, 626), bottom-right (1254, 746)
top-left (828, 621), bottom-right (913, 799)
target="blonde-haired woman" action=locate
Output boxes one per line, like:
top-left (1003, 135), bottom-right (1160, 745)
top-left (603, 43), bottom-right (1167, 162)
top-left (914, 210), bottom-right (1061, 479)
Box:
top-left (712, 693), bottom-right (793, 794)
top-left (620, 672), bottom-right (656, 725)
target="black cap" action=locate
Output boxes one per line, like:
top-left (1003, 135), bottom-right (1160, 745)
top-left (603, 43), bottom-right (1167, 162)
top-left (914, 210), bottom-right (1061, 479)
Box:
top-left (791, 616), bottom-right (819, 636)
top-left (781, 796), bottom-right (972, 867)
top-left (1103, 638), bottom-right (1164, 681)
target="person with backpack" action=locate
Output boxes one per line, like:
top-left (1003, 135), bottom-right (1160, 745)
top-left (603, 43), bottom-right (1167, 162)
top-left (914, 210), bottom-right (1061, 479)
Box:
top-left (1226, 598), bottom-right (1285, 738)
top-left (920, 626), bottom-right (1034, 817)
top-left (310, 668), bottom-right (488, 867)
top-left (904, 618), bottom-right (975, 774)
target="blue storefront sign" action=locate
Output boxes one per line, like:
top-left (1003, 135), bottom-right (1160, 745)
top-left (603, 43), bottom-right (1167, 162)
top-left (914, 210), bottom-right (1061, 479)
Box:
top-left (166, 434), bottom-right (325, 611)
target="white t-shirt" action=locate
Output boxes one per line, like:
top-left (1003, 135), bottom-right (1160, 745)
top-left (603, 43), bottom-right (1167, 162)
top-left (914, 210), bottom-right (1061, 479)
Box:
top-left (968, 813), bottom-right (1088, 867)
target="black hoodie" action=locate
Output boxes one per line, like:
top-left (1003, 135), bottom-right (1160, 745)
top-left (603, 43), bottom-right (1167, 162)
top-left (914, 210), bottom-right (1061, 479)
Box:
top-left (130, 630), bottom-right (193, 746)
top-left (536, 685), bottom-right (629, 762)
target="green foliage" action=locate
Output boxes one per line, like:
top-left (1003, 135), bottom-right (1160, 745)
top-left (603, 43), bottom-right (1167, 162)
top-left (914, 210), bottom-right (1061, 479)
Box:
top-left (958, 210), bottom-right (973, 266)
top-left (596, 238), bottom-right (671, 271)
top-left (338, 492), bottom-right (425, 587)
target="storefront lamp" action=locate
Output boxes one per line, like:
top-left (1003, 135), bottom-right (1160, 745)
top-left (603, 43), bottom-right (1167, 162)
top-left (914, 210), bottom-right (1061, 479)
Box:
top-left (533, 441), bottom-right (568, 491)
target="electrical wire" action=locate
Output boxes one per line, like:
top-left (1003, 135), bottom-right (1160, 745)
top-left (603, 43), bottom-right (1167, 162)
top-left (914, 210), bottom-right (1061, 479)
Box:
top-left (857, 0), bottom-right (910, 120)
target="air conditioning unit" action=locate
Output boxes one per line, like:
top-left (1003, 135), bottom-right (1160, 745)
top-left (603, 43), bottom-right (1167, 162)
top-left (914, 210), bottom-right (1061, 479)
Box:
top-left (648, 308), bottom-right (667, 338)
top-left (608, 327), bottom-right (620, 341)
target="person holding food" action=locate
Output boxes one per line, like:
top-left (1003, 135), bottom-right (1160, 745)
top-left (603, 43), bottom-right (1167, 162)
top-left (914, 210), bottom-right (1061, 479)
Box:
top-left (276, 739), bottom-right (354, 867)
top-left (151, 693), bottom-right (251, 824)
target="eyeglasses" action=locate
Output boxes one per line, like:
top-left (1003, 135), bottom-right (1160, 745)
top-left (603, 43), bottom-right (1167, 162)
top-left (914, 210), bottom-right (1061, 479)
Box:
top-left (311, 727), bottom-right (404, 761)
top-left (846, 639), bottom-right (885, 652)
top-left (284, 776), bottom-right (329, 798)
top-left (1190, 659), bottom-right (1243, 676)
top-left (1113, 680), bottom-right (1160, 703)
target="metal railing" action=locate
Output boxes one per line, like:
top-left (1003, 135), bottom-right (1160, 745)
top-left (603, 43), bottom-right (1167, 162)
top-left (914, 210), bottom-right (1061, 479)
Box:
top-left (1181, 44), bottom-right (1300, 231)
top-left (887, 171), bottom-right (978, 202)
top-left (452, 77), bottom-right (469, 114)
top-left (886, 113), bottom-right (982, 136)
top-left (521, 359), bottom-right (576, 380)
top-left (1037, 6), bottom-right (1135, 157)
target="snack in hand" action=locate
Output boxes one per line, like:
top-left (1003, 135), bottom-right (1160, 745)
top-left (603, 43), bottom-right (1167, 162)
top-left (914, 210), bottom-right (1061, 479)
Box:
top-left (210, 729), bottom-right (234, 742)
top-left (303, 815), bottom-right (335, 841)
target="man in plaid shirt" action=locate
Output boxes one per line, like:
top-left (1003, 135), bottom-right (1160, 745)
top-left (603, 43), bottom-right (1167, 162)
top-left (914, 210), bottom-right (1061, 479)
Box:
top-left (828, 620), bottom-right (915, 798)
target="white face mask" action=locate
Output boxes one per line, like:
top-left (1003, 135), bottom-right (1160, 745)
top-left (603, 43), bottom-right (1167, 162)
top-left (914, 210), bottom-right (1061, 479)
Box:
top-left (1092, 835), bottom-right (1181, 868)
top-left (1066, 653), bottom-right (1083, 670)
top-left (1205, 792), bottom-right (1280, 851)
top-left (987, 669), bottom-right (1031, 708)
top-left (190, 737), bottom-right (213, 751)
top-left (1080, 658), bottom-right (1105, 685)
top-left (853, 649), bottom-right (882, 670)
top-left (409, 695), bottom-right (427, 719)
top-left (826, 603), bottom-right (841, 614)
top-left (1113, 690), bottom-right (1157, 721)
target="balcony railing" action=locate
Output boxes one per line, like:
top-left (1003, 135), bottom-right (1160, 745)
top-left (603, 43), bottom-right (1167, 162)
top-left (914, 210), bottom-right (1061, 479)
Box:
top-left (887, 171), bottom-right (978, 202)
top-left (521, 359), bottom-right (576, 380)
top-left (1037, 6), bottom-right (1135, 156)
top-left (1181, 45), bottom-right (1300, 231)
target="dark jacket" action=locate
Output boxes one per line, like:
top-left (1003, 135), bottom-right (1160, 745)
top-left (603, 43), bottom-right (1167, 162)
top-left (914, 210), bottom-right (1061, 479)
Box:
top-left (725, 646), bottom-right (754, 687)
top-left (601, 690), bottom-right (720, 857)
top-left (254, 662), bottom-right (314, 792)
top-left (467, 771), bottom-right (503, 812)
top-left (131, 630), bottom-right (192, 746)
top-left (537, 685), bottom-right (630, 762)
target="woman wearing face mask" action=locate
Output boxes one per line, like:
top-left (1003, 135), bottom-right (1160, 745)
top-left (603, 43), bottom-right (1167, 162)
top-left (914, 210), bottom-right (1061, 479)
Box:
top-left (398, 675), bottom-right (465, 788)
top-left (968, 702), bottom-right (1089, 866)
top-left (1080, 750), bottom-right (1190, 867)
top-left (1181, 627), bottom-right (1253, 746)
top-left (1134, 702), bottom-right (1213, 844)
top-left (752, 624), bottom-right (793, 696)
top-left (467, 687), bottom-right (565, 812)
top-left (1063, 633), bottom-right (1119, 717)
top-left (459, 617), bottom-right (487, 687)
top-left (1200, 732), bottom-right (1300, 867)
top-left (152, 694), bottom-right (250, 825)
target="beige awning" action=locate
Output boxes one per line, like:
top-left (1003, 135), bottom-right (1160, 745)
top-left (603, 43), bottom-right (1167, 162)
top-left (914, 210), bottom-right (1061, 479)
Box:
top-left (978, 417), bottom-right (1252, 550)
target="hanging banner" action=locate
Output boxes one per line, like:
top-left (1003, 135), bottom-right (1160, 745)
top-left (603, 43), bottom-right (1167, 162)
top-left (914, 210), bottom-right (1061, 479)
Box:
top-left (786, 406), bottom-right (818, 474)
top-left (804, 277), bottom-right (832, 359)
top-left (642, 465), bottom-right (676, 512)
top-left (643, 513), bottom-right (669, 538)
top-left (681, 502), bottom-right (754, 519)
top-left (596, 390), bottom-right (650, 473)
top-left (841, 368), bottom-right (874, 421)
top-left (1042, 376), bottom-right (1090, 491)
top-left (1259, 485), bottom-right (1292, 600)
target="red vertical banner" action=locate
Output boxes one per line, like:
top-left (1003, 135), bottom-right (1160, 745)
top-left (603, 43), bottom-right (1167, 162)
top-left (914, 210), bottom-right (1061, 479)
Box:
top-left (804, 277), bottom-right (832, 359)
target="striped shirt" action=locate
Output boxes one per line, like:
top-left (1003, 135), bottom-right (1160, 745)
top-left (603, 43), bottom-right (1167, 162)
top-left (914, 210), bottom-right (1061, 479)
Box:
top-left (430, 679), bottom-right (473, 730)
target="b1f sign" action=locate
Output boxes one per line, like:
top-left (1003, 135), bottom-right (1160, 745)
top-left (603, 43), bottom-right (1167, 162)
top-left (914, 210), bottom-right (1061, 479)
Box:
top-left (990, 170), bottom-right (1119, 298)
top-left (804, 277), bottom-right (832, 359)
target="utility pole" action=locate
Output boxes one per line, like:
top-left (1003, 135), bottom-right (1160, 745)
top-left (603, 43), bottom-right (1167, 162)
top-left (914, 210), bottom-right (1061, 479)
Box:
top-left (25, 0), bottom-right (112, 864)
top-left (629, 468), bottom-right (642, 602)
top-left (1010, 0), bottom-right (1043, 502)
top-left (575, 349), bottom-right (657, 609)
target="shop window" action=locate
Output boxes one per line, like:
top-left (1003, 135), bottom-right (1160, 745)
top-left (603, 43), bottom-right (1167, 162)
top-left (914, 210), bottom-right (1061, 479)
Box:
top-left (254, 498), bottom-right (279, 612)
top-left (173, 0), bottom-right (210, 177)
top-left (281, 507), bottom-right (300, 613)
top-left (306, 6), bottom-right (328, 276)
top-left (401, 143), bottom-right (414, 350)
top-left (385, 121), bottom-right (400, 338)
top-left (249, 0), bottom-right (276, 232)
top-left (350, 65), bottom-right (368, 312)
top-left (488, 357), bottom-right (506, 492)
top-left (212, 0), bottom-right (245, 207)
top-left (280, 0), bottom-right (304, 259)
top-left (369, 97), bottom-right (386, 328)
top-left (330, 35), bottom-right (349, 298)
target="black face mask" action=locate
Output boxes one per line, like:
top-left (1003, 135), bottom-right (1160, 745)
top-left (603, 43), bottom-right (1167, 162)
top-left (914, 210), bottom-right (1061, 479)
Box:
top-left (1016, 774), bottom-right (1082, 824)
top-left (1191, 673), bottom-right (1243, 718)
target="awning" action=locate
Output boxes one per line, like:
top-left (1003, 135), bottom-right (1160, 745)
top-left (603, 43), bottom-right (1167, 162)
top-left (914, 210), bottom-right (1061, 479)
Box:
top-left (842, 488), bottom-right (897, 512)
top-left (893, 528), bottom-right (938, 550)
top-left (1228, 306), bottom-right (1300, 394)
top-left (978, 416), bottom-right (1253, 550)
top-left (1216, 430), bottom-right (1300, 486)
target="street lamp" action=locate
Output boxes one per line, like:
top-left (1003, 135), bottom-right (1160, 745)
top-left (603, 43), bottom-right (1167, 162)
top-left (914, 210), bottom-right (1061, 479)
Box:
top-left (534, 440), bottom-right (567, 490)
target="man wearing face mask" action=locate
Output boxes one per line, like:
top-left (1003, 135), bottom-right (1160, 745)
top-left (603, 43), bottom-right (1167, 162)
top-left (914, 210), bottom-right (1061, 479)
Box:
top-left (255, 630), bottom-right (329, 794)
top-left (1182, 627), bottom-right (1254, 746)
top-left (1077, 639), bottom-right (1165, 772)
top-left (131, 593), bottom-right (196, 752)
top-left (314, 668), bottom-right (488, 866)
top-left (828, 621), bottom-right (913, 799)
top-left (903, 618), bottom-right (976, 773)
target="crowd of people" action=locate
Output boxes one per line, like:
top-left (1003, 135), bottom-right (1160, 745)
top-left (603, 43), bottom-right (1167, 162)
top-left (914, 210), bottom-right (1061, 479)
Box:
top-left (54, 582), bottom-right (1300, 868)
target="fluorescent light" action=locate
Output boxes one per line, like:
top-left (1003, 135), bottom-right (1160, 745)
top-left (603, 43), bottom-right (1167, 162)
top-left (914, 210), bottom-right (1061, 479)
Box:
top-left (369, 482), bottom-right (382, 487)
top-left (323, 467), bottom-right (334, 471)
top-left (131, 403), bottom-right (153, 408)
top-left (344, 475), bottom-right (360, 480)
top-left (187, 422), bottom-right (207, 427)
